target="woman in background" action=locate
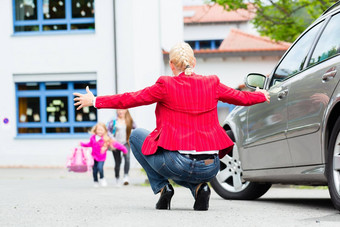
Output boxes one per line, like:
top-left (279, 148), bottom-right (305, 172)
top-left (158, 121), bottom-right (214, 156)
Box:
top-left (107, 109), bottom-right (136, 185)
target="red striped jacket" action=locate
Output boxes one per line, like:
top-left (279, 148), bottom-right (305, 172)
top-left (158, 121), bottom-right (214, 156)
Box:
top-left (95, 73), bottom-right (266, 158)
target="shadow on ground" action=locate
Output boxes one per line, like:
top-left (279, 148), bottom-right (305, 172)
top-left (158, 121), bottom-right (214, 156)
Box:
top-left (259, 198), bottom-right (334, 210)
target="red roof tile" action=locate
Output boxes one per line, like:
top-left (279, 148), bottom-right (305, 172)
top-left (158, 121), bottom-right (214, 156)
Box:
top-left (163, 30), bottom-right (291, 55)
top-left (217, 28), bottom-right (291, 52)
top-left (184, 4), bottom-right (254, 24)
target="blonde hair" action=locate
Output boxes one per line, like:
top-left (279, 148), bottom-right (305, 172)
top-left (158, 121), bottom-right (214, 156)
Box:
top-left (90, 122), bottom-right (111, 152)
top-left (169, 42), bottom-right (195, 75)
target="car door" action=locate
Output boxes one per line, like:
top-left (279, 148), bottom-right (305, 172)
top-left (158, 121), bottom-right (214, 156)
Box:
top-left (287, 13), bottom-right (340, 166)
top-left (243, 81), bottom-right (291, 170)
top-left (242, 21), bottom-right (324, 170)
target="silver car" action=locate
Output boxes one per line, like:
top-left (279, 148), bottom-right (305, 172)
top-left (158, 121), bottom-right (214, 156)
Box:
top-left (210, 1), bottom-right (340, 210)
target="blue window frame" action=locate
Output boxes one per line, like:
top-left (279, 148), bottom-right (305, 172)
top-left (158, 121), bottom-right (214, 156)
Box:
top-left (187, 40), bottom-right (224, 51)
top-left (13, 0), bottom-right (95, 34)
top-left (16, 81), bottom-right (97, 138)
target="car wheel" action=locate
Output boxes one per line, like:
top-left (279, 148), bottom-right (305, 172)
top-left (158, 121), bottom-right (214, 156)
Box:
top-left (210, 130), bottom-right (271, 200)
top-left (327, 117), bottom-right (340, 210)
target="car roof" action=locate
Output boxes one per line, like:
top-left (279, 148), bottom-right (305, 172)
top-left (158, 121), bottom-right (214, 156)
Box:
top-left (322, 1), bottom-right (340, 16)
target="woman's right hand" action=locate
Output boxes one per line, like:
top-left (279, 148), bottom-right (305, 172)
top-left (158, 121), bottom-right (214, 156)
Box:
top-left (256, 87), bottom-right (270, 103)
top-left (73, 86), bottom-right (95, 110)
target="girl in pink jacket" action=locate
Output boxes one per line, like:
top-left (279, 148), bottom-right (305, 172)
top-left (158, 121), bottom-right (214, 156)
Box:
top-left (80, 122), bottom-right (127, 187)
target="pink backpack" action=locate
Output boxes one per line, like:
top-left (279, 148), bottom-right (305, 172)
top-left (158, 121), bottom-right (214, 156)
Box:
top-left (67, 147), bottom-right (93, 173)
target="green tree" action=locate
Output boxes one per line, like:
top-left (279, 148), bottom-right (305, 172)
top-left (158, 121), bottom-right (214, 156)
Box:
top-left (209, 0), bottom-right (338, 42)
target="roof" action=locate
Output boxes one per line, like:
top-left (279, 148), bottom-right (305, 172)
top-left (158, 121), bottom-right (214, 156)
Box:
top-left (163, 29), bottom-right (291, 58)
top-left (184, 4), bottom-right (255, 24)
top-left (216, 28), bottom-right (291, 52)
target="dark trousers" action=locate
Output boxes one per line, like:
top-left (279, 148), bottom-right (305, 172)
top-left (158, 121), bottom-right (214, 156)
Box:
top-left (112, 143), bottom-right (131, 179)
top-left (92, 160), bottom-right (105, 182)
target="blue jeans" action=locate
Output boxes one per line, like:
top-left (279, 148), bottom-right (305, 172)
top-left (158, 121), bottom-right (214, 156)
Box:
top-left (130, 128), bottom-right (220, 197)
top-left (93, 160), bottom-right (105, 182)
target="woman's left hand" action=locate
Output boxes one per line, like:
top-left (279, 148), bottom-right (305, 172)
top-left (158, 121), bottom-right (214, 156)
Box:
top-left (256, 87), bottom-right (270, 103)
top-left (73, 86), bottom-right (95, 110)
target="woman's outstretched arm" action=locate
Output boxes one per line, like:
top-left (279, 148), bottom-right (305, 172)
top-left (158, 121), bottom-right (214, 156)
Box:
top-left (218, 82), bottom-right (270, 106)
top-left (74, 77), bottom-right (165, 110)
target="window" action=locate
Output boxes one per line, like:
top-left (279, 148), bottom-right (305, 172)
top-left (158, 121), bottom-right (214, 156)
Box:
top-left (16, 81), bottom-right (97, 137)
top-left (270, 22), bottom-right (323, 87)
top-left (308, 13), bottom-right (340, 67)
top-left (199, 41), bottom-right (212, 50)
top-left (13, 0), bottom-right (95, 34)
top-left (186, 40), bottom-right (223, 50)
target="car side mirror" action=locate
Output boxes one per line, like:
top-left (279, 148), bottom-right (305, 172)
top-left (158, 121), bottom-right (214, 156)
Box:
top-left (245, 73), bottom-right (266, 89)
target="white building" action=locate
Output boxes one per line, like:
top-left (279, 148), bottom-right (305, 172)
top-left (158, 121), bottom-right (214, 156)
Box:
top-left (0, 0), bottom-right (182, 167)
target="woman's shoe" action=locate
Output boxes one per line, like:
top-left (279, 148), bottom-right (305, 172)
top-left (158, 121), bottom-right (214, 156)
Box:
top-left (156, 184), bottom-right (174, 210)
top-left (194, 183), bottom-right (211, 211)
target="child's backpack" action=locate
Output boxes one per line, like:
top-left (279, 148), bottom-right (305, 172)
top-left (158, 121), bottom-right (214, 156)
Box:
top-left (67, 147), bottom-right (93, 173)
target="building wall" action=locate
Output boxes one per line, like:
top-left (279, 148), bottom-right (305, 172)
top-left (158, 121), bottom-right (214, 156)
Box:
top-left (161, 0), bottom-right (184, 52)
top-left (115, 0), bottom-right (183, 133)
top-left (0, 0), bottom-right (183, 167)
top-left (0, 0), bottom-right (116, 167)
top-left (184, 22), bottom-right (256, 41)
top-left (183, 0), bottom-right (206, 5)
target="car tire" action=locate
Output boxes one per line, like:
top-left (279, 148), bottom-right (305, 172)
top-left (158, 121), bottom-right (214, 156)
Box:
top-left (210, 130), bottom-right (271, 200)
top-left (326, 117), bottom-right (340, 210)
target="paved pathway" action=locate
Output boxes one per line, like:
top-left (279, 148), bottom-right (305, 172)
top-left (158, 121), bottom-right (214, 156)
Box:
top-left (0, 168), bottom-right (339, 227)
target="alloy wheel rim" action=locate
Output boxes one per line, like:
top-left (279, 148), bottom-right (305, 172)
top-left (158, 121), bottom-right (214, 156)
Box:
top-left (332, 132), bottom-right (340, 196)
top-left (216, 143), bottom-right (249, 192)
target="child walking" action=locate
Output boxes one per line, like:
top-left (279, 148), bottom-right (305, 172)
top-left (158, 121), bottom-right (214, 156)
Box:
top-left (80, 122), bottom-right (128, 187)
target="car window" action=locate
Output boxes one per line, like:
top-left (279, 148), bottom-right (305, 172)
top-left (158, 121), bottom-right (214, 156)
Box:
top-left (308, 13), bottom-right (340, 67)
top-left (270, 22), bottom-right (323, 87)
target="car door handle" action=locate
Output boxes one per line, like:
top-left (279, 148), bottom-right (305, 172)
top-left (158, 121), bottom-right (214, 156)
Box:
top-left (278, 89), bottom-right (288, 100)
top-left (322, 67), bottom-right (337, 82)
